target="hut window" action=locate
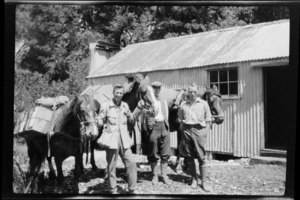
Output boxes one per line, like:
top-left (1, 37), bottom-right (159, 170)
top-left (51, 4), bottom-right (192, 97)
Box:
top-left (209, 68), bottom-right (238, 96)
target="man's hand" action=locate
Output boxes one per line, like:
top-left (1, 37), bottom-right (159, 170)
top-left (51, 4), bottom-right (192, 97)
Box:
top-left (137, 100), bottom-right (145, 109)
top-left (96, 118), bottom-right (104, 128)
top-left (124, 109), bottom-right (131, 116)
top-left (206, 121), bottom-right (212, 130)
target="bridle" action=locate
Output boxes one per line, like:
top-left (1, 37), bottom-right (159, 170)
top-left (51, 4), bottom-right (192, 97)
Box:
top-left (205, 92), bottom-right (224, 126)
top-left (76, 113), bottom-right (98, 129)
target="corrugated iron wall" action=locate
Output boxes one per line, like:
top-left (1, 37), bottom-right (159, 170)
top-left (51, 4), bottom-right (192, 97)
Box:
top-left (233, 62), bottom-right (264, 157)
top-left (87, 62), bottom-right (265, 157)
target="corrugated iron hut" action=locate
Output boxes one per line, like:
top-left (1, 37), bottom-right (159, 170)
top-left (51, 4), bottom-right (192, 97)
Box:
top-left (83, 19), bottom-right (292, 157)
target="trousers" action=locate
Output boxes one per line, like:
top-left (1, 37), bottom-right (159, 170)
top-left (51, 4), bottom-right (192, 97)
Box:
top-left (106, 134), bottom-right (137, 192)
top-left (179, 123), bottom-right (209, 165)
top-left (147, 121), bottom-right (171, 163)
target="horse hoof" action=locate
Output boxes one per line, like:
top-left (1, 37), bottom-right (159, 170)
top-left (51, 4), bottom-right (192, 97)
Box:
top-left (57, 177), bottom-right (64, 185)
top-left (54, 187), bottom-right (64, 194)
top-left (92, 165), bottom-right (98, 171)
top-left (80, 169), bottom-right (84, 175)
top-left (73, 185), bottom-right (79, 193)
top-left (49, 172), bottom-right (56, 180)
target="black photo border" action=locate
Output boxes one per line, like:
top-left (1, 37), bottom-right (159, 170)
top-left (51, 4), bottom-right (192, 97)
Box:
top-left (3, 1), bottom-right (299, 199)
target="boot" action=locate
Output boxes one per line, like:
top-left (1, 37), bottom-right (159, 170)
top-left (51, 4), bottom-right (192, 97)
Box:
top-left (187, 162), bottom-right (198, 189)
top-left (150, 162), bottom-right (159, 186)
top-left (161, 162), bottom-right (170, 186)
top-left (200, 165), bottom-right (212, 192)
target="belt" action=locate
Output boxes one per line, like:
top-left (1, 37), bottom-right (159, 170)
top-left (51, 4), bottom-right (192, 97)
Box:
top-left (155, 120), bottom-right (164, 124)
top-left (183, 123), bottom-right (202, 128)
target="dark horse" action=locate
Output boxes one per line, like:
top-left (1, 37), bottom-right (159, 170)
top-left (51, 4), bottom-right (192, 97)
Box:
top-left (15, 94), bottom-right (100, 193)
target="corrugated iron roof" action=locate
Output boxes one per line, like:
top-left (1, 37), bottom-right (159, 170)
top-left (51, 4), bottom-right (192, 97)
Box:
top-left (87, 19), bottom-right (289, 78)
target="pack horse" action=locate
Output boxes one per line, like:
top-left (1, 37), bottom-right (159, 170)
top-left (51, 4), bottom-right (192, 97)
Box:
top-left (14, 94), bottom-right (100, 193)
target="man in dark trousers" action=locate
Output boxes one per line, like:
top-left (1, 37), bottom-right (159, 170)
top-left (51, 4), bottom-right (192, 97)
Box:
top-left (143, 81), bottom-right (171, 186)
top-left (177, 83), bottom-right (213, 192)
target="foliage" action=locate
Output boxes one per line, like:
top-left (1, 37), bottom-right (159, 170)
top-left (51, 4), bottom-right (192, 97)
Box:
top-left (14, 4), bottom-right (289, 121)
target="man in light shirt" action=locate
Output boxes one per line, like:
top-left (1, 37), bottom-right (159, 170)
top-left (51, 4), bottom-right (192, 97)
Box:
top-left (143, 81), bottom-right (171, 186)
top-left (177, 84), bottom-right (213, 192)
top-left (96, 84), bottom-right (143, 194)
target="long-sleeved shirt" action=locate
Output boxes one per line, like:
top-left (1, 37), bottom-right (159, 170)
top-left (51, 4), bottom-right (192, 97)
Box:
top-left (97, 100), bottom-right (138, 149)
top-left (177, 97), bottom-right (212, 127)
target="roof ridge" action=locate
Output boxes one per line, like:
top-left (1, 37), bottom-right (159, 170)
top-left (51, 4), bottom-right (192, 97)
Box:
top-left (127, 19), bottom-right (289, 46)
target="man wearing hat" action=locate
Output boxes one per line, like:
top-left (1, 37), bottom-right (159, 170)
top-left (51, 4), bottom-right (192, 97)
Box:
top-left (143, 81), bottom-right (171, 186)
top-left (177, 83), bottom-right (212, 192)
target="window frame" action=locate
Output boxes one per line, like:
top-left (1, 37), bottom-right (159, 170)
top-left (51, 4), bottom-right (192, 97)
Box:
top-left (207, 67), bottom-right (241, 100)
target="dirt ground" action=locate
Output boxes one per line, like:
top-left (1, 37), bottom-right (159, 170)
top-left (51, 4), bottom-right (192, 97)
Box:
top-left (23, 150), bottom-right (286, 196)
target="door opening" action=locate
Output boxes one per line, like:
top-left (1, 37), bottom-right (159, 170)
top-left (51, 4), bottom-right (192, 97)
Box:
top-left (263, 66), bottom-right (296, 150)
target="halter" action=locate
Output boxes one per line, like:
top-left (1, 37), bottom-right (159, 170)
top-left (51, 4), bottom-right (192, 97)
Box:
top-left (76, 113), bottom-right (98, 127)
top-left (205, 92), bottom-right (224, 127)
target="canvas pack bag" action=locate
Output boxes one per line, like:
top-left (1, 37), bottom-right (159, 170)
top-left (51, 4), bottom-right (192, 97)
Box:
top-left (25, 106), bottom-right (54, 134)
top-left (14, 106), bottom-right (54, 135)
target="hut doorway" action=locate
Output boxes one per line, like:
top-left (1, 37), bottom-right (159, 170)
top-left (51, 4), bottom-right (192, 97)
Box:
top-left (263, 65), bottom-right (296, 151)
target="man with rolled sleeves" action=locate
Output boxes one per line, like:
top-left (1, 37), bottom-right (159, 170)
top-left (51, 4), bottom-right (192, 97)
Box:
top-left (143, 81), bottom-right (171, 186)
top-left (96, 84), bottom-right (143, 194)
top-left (177, 84), bottom-right (213, 192)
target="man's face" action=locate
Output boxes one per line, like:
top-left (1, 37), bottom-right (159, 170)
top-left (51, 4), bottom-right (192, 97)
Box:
top-left (188, 87), bottom-right (197, 100)
top-left (113, 88), bottom-right (124, 103)
top-left (153, 87), bottom-right (161, 98)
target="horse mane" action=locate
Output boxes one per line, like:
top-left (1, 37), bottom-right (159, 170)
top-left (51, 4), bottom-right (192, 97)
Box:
top-left (123, 81), bottom-right (136, 95)
top-left (54, 97), bottom-right (80, 132)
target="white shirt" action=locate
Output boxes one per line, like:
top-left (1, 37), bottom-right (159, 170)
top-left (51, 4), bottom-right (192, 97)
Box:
top-left (154, 99), bottom-right (168, 122)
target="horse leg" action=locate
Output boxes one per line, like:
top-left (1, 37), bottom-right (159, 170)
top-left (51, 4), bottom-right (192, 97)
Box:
top-left (90, 140), bottom-right (98, 171)
top-left (54, 157), bottom-right (64, 185)
top-left (27, 139), bottom-right (39, 176)
top-left (46, 156), bottom-right (56, 180)
top-left (174, 149), bottom-right (183, 174)
top-left (174, 127), bottom-right (183, 174)
top-left (29, 151), bottom-right (44, 193)
top-left (73, 154), bottom-right (81, 193)
top-left (25, 139), bottom-right (41, 193)
top-left (79, 152), bottom-right (84, 175)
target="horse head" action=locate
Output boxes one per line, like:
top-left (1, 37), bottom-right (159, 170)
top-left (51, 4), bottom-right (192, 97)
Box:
top-left (71, 94), bottom-right (100, 141)
top-left (203, 85), bottom-right (224, 125)
top-left (133, 73), bottom-right (157, 112)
